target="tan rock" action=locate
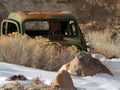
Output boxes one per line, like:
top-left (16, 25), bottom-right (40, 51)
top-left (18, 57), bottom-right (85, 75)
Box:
top-left (51, 70), bottom-right (76, 90)
top-left (59, 51), bottom-right (113, 76)
top-left (59, 56), bottom-right (82, 76)
top-left (77, 52), bottom-right (113, 76)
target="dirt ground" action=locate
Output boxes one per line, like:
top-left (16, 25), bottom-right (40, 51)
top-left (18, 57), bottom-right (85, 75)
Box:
top-left (0, 0), bottom-right (120, 31)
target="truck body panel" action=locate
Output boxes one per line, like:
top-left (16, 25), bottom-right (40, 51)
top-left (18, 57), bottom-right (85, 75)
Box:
top-left (0, 11), bottom-right (87, 51)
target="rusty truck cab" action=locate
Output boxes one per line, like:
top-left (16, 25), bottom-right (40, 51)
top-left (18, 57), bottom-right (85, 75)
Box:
top-left (0, 11), bottom-right (87, 51)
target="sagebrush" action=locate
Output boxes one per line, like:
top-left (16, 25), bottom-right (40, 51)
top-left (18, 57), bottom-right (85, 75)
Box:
top-left (0, 33), bottom-right (78, 71)
top-left (86, 29), bottom-right (120, 58)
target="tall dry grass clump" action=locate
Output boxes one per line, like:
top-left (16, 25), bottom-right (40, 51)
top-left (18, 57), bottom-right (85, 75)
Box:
top-left (0, 33), bottom-right (78, 71)
top-left (86, 29), bottom-right (120, 58)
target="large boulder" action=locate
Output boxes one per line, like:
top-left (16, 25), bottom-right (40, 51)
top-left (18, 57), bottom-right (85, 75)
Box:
top-left (51, 70), bottom-right (76, 90)
top-left (59, 51), bottom-right (113, 76)
top-left (59, 55), bottom-right (82, 76)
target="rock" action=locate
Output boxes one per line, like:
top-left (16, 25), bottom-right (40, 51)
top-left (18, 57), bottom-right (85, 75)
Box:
top-left (59, 56), bottom-right (82, 76)
top-left (51, 70), bottom-right (76, 90)
top-left (59, 51), bottom-right (113, 76)
top-left (6, 74), bottom-right (28, 81)
top-left (77, 52), bottom-right (113, 76)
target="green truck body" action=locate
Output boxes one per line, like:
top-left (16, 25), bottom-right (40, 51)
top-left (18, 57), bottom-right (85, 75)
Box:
top-left (0, 11), bottom-right (87, 51)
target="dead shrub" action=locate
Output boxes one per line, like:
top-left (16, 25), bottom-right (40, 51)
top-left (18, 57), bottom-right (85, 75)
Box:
top-left (86, 29), bottom-right (120, 58)
top-left (0, 33), bottom-right (78, 71)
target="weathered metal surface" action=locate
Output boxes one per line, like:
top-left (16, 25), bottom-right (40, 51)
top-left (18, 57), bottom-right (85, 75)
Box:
top-left (8, 11), bottom-right (75, 24)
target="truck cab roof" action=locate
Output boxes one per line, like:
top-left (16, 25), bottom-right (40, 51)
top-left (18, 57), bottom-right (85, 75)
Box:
top-left (8, 11), bottom-right (76, 24)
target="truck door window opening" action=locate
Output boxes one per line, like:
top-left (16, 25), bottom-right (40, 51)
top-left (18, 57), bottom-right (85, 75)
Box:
top-left (2, 22), bottom-right (18, 34)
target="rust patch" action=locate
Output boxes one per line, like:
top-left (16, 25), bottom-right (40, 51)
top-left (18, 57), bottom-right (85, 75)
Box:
top-left (17, 11), bottom-right (70, 18)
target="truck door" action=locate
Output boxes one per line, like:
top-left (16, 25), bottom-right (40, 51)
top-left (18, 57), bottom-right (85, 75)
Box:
top-left (0, 20), bottom-right (20, 35)
top-left (63, 20), bottom-right (87, 51)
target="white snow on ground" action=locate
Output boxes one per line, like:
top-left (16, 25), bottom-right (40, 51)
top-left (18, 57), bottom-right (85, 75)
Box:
top-left (0, 57), bottom-right (120, 90)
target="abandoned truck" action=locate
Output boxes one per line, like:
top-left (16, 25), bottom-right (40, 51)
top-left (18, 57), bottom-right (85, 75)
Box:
top-left (0, 11), bottom-right (87, 51)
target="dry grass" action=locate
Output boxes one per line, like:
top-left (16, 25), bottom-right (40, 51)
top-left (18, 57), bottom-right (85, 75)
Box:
top-left (86, 29), bottom-right (120, 58)
top-left (0, 28), bottom-right (119, 71)
top-left (0, 33), bottom-right (78, 71)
